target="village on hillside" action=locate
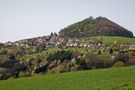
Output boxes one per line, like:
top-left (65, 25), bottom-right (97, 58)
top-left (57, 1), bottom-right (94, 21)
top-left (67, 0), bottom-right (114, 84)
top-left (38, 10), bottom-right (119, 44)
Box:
top-left (2, 33), bottom-right (135, 52)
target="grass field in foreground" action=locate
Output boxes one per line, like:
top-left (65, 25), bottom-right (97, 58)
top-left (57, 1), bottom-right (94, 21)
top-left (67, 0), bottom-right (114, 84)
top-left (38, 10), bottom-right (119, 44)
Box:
top-left (0, 66), bottom-right (135, 90)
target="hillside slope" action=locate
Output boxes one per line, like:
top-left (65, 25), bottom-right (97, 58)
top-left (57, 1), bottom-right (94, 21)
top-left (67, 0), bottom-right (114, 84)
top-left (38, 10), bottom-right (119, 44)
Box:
top-left (81, 36), bottom-right (135, 44)
top-left (0, 66), bottom-right (135, 90)
top-left (59, 17), bottom-right (133, 38)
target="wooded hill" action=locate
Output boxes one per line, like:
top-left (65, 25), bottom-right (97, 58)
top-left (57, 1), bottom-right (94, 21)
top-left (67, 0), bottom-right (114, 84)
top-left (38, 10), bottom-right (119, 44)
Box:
top-left (59, 17), bottom-right (133, 38)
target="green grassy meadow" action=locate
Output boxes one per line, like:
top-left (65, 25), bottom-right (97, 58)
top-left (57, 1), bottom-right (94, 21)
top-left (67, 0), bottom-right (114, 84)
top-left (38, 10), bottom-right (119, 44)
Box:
top-left (81, 36), bottom-right (135, 44)
top-left (0, 66), bottom-right (135, 90)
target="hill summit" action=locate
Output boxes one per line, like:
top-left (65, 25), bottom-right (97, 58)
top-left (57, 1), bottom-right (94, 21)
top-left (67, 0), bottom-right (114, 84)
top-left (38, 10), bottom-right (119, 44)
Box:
top-left (59, 17), bottom-right (133, 38)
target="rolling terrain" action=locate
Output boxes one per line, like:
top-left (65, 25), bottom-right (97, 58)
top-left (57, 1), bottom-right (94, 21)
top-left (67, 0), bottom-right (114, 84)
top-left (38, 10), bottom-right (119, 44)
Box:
top-left (0, 66), bottom-right (135, 90)
top-left (0, 16), bottom-right (135, 90)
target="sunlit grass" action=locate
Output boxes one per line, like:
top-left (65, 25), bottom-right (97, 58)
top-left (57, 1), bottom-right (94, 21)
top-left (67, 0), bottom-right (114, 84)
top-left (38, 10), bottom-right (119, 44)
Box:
top-left (0, 66), bottom-right (135, 90)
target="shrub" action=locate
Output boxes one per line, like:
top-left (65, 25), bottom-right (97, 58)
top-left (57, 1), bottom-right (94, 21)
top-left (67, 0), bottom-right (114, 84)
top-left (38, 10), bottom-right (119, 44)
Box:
top-left (47, 68), bottom-right (56, 74)
top-left (83, 53), bottom-right (115, 69)
top-left (128, 52), bottom-right (135, 56)
top-left (47, 50), bottom-right (72, 62)
top-left (84, 53), bottom-right (98, 69)
top-left (48, 60), bottom-right (57, 69)
top-left (19, 72), bottom-right (26, 77)
top-left (0, 68), bottom-right (9, 74)
top-left (0, 68), bottom-right (11, 80)
top-left (56, 64), bottom-right (65, 73)
top-left (0, 55), bottom-right (8, 63)
top-left (118, 52), bottom-right (129, 64)
top-left (97, 54), bottom-right (114, 68)
top-left (70, 64), bottom-right (79, 71)
top-left (71, 58), bottom-right (77, 65)
top-left (0, 49), bottom-right (7, 55)
top-left (57, 60), bottom-right (61, 66)
top-left (113, 61), bottom-right (125, 67)
top-left (126, 56), bottom-right (135, 66)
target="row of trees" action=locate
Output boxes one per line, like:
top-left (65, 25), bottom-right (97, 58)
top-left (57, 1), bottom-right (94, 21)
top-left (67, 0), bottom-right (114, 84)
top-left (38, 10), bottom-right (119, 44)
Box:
top-left (0, 44), bottom-right (135, 80)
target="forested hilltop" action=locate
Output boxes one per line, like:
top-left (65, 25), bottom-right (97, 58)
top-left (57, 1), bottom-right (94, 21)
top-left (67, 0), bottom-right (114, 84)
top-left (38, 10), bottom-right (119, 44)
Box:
top-left (59, 17), bottom-right (133, 38)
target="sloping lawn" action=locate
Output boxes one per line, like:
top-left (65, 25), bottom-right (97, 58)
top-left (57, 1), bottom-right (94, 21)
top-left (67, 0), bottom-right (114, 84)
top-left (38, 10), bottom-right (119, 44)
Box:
top-left (81, 36), bottom-right (135, 44)
top-left (0, 66), bottom-right (135, 90)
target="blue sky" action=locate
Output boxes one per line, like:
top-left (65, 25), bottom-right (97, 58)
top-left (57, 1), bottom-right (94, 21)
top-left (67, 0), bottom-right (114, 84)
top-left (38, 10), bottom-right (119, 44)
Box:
top-left (0, 0), bottom-right (135, 42)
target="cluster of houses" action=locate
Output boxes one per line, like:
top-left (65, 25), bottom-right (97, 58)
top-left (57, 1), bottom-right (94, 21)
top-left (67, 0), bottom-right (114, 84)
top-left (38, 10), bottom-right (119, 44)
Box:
top-left (66, 39), bottom-right (103, 48)
top-left (3, 34), bottom-right (64, 48)
top-left (5, 39), bottom-right (30, 48)
top-left (3, 34), bottom-right (135, 51)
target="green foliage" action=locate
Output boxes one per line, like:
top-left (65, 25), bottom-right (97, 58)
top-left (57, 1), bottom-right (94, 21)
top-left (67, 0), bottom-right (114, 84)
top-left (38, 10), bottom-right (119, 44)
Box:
top-left (84, 53), bottom-right (114, 69)
top-left (48, 60), bottom-right (57, 69)
top-left (7, 46), bottom-right (25, 59)
top-left (19, 72), bottom-right (26, 77)
top-left (1, 43), bottom-right (135, 80)
top-left (47, 50), bottom-right (72, 62)
top-left (59, 17), bottom-right (133, 38)
top-left (0, 55), bottom-right (8, 61)
top-left (0, 48), bottom-right (7, 55)
top-left (59, 17), bottom-right (97, 38)
top-left (113, 61), bottom-right (125, 67)
top-left (0, 68), bottom-right (11, 80)
top-left (56, 64), bottom-right (67, 73)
